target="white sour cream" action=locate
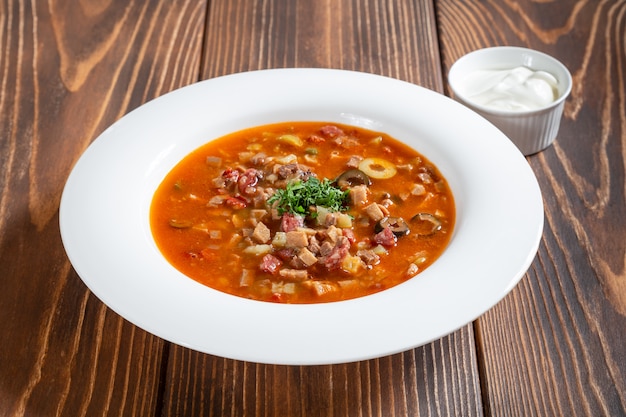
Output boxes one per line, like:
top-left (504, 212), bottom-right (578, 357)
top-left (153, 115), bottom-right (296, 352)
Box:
top-left (462, 66), bottom-right (558, 111)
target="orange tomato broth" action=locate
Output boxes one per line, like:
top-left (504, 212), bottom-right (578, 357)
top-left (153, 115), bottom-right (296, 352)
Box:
top-left (150, 122), bottom-right (455, 303)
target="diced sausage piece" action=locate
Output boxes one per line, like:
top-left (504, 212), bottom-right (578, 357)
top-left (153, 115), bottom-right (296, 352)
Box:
top-left (342, 228), bottom-right (356, 244)
top-left (279, 268), bottom-right (309, 282)
top-left (252, 222), bottom-right (271, 244)
top-left (238, 168), bottom-right (261, 195)
top-left (319, 125), bottom-right (344, 138)
top-left (274, 247), bottom-right (297, 261)
top-left (260, 254), bottom-right (282, 274)
top-left (286, 230), bottom-right (309, 248)
top-left (320, 236), bottom-right (350, 271)
top-left (346, 155), bottom-right (362, 168)
top-left (373, 227), bottom-right (396, 247)
top-left (297, 247), bottom-right (318, 267)
top-left (364, 202), bottom-right (386, 222)
top-left (349, 184), bottom-right (369, 206)
top-left (306, 134), bottom-right (326, 144)
top-left (281, 213), bottom-right (304, 232)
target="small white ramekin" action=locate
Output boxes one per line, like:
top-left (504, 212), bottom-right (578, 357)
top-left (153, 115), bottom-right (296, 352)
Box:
top-left (448, 46), bottom-right (572, 155)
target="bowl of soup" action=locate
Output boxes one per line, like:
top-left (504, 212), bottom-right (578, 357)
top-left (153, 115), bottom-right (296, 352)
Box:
top-left (60, 68), bottom-right (543, 364)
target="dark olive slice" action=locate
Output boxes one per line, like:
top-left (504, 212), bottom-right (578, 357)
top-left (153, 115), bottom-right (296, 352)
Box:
top-left (374, 216), bottom-right (410, 237)
top-left (410, 213), bottom-right (442, 236)
top-left (335, 169), bottom-right (371, 189)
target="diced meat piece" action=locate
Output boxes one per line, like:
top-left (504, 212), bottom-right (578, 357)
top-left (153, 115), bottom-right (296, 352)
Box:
top-left (373, 227), bottom-right (396, 247)
top-left (259, 254), bottom-right (282, 274)
top-left (281, 213), bottom-right (304, 232)
top-left (411, 183), bottom-right (426, 196)
top-left (251, 222), bottom-right (271, 244)
top-left (307, 236), bottom-right (321, 255)
top-left (357, 249), bottom-right (380, 266)
top-left (239, 269), bottom-right (255, 286)
top-left (346, 155), bottom-right (362, 168)
top-left (207, 195), bottom-right (228, 207)
top-left (349, 184), bottom-right (369, 206)
top-left (206, 156), bottom-right (222, 167)
top-left (250, 209), bottom-right (269, 221)
top-left (320, 236), bottom-right (350, 271)
top-left (323, 211), bottom-right (338, 226)
top-left (276, 163), bottom-right (300, 179)
top-left (297, 247), bottom-right (318, 267)
top-left (319, 241), bottom-right (334, 257)
top-left (319, 125), bottom-right (344, 138)
top-left (278, 268), bottom-right (309, 282)
top-left (364, 202), bottom-right (386, 222)
top-left (250, 152), bottom-right (266, 165)
top-left (286, 230), bottom-right (309, 248)
top-left (321, 225), bottom-right (343, 243)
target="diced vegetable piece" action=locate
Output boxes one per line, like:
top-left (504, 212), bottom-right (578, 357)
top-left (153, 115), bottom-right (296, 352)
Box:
top-left (336, 213), bottom-right (353, 228)
top-left (341, 254), bottom-right (364, 274)
top-left (272, 231), bottom-right (287, 247)
top-left (277, 134), bottom-right (303, 147)
top-left (243, 244), bottom-right (272, 255)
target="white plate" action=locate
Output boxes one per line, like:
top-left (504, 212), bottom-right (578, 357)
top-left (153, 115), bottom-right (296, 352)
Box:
top-left (60, 68), bottom-right (543, 365)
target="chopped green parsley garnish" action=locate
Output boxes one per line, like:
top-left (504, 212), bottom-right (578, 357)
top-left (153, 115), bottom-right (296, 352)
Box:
top-left (268, 177), bottom-right (349, 216)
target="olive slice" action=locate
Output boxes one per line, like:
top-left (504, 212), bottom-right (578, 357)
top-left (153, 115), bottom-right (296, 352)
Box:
top-left (374, 216), bottom-right (410, 237)
top-left (335, 169), bottom-right (372, 189)
top-left (410, 213), bottom-right (442, 236)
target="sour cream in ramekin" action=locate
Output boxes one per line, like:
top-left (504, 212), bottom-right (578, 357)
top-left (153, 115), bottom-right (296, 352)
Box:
top-left (448, 47), bottom-right (572, 155)
top-left (462, 66), bottom-right (559, 112)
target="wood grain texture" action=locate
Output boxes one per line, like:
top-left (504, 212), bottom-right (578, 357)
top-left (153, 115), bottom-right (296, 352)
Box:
top-left (437, 0), bottom-right (626, 415)
top-left (159, 1), bottom-right (483, 416)
top-left (161, 330), bottom-right (482, 417)
top-left (0, 0), bottom-right (206, 415)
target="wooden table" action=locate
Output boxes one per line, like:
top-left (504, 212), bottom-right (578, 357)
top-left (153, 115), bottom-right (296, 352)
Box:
top-left (2, 1), bottom-right (624, 415)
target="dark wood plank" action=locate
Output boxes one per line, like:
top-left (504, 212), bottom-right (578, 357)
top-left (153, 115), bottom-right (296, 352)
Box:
top-left (160, 1), bottom-right (483, 416)
top-left (0, 0), bottom-right (207, 415)
top-left (436, 1), bottom-right (626, 416)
